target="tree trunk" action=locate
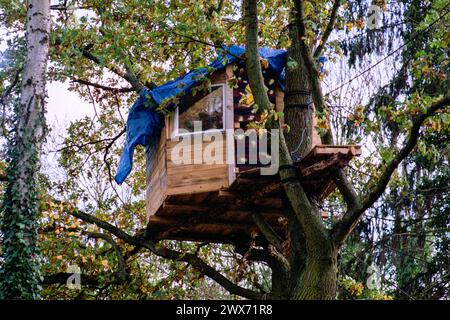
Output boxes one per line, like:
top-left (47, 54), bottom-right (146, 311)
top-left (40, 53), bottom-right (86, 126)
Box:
top-left (243, 0), bottom-right (338, 300)
top-left (291, 247), bottom-right (338, 300)
top-left (0, 0), bottom-right (51, 299)
top-left (284, 22), bottom-right (314, 160)
top-left (282, 18), bottom-right (337, 301)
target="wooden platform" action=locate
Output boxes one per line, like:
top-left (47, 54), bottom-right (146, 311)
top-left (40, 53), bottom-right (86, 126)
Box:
top-left (146, 145), bottom-right (361, 244)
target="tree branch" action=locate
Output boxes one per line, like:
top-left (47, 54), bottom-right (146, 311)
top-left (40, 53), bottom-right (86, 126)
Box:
top-left (87, 232), bottom-right (128, 283)
top-left (55, 128), bottom-right (126, 153)
top-left (293, 0), bottom-right (333, 144)
top-left (65, 206), bottom-right (267, 299)
top-left (331, 96), bottom-right (450, 247)
top-left (71, 77), bottom-right (134, 93)
top-left (80, 48), bottom-right (143, 92)
top-left (243, 0), bottom-right (272, 112)
top-left (252, 210), bottom-right (284, 252)
top-left (143, 240), bottom-right (268, 299)
top-left (313, 0), bottom-right (341, 58)
top-left (43, 273), bottom-right (101, 287)
top-left (0, 68), bottom-right (21, 103)
top-left (331, 168), bottom-right (359, 209)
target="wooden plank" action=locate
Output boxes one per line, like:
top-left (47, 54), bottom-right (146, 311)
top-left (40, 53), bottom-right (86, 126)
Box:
top-left (210, 70), bottom-right (227, 83)
top-left (165, 116), bottom-right (172, 139)
top-left (167, 164), bottom-right (228, 179)
top-left (312, 145), bottom-right (362, 156)
top-left (160, 203), bottom-right (211, 215)
top-left (167, 149), bottom-right (227, 164)
top-left (319, 180), bottom-right (337, 201)
top-left (149, 215), bottom-right (256, 231)
top-left (299, 153), bottom-right (347, 176)
top-left (167, 180), bottom-right (228, 196)
top-left (157, 206), bottom-right (284, 223)
top-left (226, 64), bottom-right (237, 186)
top-left (321, 211), bottom-right (329, 219)
top-left (167, 163), bottom-right (228, 173)
top-left (165, 129), bottom-right (229, 196)
top-left (146, 129), bottom-right (168, 220)
top-left (167, 173), bottom-right (228, 189)
top-left (301, 145), bottom-right (362, 165)
top-left (167, 175), bottom-right (228, 189)
top-left (218, 189), bottom-right (235, 198)
top-left (254, 197), bottom-right (283, 209)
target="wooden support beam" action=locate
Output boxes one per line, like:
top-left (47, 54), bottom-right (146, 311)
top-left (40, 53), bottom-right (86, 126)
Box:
top-left (307, 145), bottom-right (362, 159)
top-left (161, 203), bottom-right (210, 213)
top-left (218, 189), bottom-right (236, 198)
top-left (299, 153), bottom-right (347, 176)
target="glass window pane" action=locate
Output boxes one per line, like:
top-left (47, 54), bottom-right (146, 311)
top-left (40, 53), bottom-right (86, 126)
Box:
top-left (178, 86), bottom-right (224, 133)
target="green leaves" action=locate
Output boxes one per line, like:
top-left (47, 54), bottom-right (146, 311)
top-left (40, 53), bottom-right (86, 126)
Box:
top-left (286, 57), bottom-right (298, 70)
top-left (379, 147), bottom-right (394, 163)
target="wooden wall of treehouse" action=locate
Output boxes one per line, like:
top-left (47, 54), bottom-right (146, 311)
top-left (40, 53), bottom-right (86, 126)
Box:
top-left (146, 66), bottom-right (234, 220)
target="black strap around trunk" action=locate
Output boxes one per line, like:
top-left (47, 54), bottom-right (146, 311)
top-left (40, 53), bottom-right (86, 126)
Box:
top-left (284, 90), bottom-right (311, 97)
top-left (284, 101), bottom-right (313, 109)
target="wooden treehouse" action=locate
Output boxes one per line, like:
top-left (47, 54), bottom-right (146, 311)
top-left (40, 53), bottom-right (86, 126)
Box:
top-left (145, 62), bottom-right (361, 245)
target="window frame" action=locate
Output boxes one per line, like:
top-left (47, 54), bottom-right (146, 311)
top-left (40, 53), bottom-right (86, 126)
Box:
top-left (172, 83), bottom-right (226, 138)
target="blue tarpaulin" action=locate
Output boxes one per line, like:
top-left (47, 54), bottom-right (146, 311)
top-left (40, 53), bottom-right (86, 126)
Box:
top-left (115, 45), bottom-right (288, 184)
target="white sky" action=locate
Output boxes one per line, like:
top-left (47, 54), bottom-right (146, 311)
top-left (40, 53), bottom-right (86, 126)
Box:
top-left (47, 81), bottom-right (94, 125)
top-left (42, 82), bottom-right (94, 179)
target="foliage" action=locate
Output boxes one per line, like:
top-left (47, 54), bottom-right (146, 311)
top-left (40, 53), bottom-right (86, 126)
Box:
top-left (0, 0), bottom-right (448, 299)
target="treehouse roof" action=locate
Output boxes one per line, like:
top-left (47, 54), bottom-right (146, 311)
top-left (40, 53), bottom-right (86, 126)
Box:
top-left (115, 45), bottom-right (288, 184)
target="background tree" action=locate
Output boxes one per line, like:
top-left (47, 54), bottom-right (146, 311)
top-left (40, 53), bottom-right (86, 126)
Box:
top-left (0, 0), bottom-right (51, 299)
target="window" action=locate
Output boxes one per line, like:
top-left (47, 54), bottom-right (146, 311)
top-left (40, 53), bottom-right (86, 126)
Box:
top-left (173, 84), bottom-right (225, 136)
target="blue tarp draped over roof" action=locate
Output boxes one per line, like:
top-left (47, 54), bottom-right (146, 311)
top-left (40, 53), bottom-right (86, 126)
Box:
top-left (115, 45), bottom-right (288, 184)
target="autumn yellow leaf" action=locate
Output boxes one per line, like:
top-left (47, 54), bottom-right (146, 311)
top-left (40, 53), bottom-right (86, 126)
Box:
top-left (260, 58), bottom-right (269, 69)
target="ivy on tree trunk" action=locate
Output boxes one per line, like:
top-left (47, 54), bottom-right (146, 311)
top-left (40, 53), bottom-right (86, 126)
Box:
top-left (0, 0), bottom-right (51, 299)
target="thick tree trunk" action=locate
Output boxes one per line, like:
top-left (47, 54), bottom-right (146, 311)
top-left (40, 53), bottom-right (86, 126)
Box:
top-left (284, 22), bottom-right (314, 160)
top-left (243, 0), bottom-right (338, 300)
top-left (0, 0), bottom-right (50, 299)
top-left (282, 19), bottom-right (337, 301)
top-left (291, 246), bottom-right (338, 300)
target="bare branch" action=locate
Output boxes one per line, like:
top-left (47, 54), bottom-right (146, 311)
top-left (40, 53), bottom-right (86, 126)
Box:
top-left (71, 77), bottom-right (134, 93)
top-left (313, 0), bottom-right (341, 58)
top-left (55, 128), bottom-right (126, 153)
top-left (80, 48), bottom-right (144, 91)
